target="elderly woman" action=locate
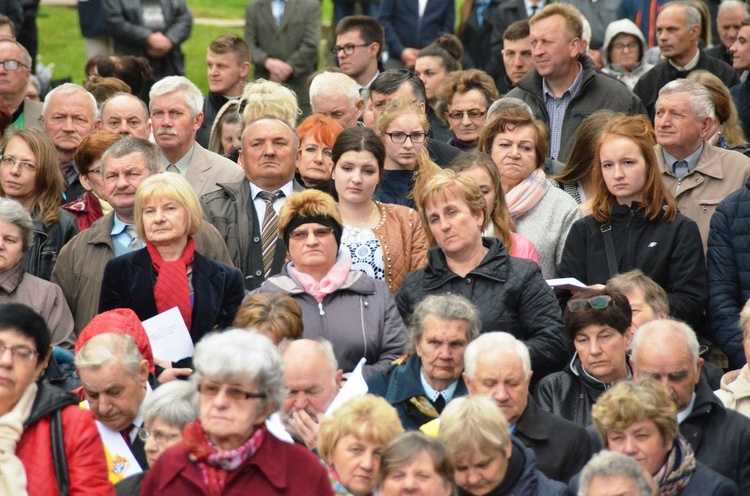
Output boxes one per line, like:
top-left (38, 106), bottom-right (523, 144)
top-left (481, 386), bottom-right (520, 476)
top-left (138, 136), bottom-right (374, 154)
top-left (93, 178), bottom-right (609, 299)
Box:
top-left (0, 128), bottom-right (78, 281)
top-left (478, 107), bottom-right (581, 279)
top-left (333, 126), bottom-right (427, 294)
top-left (0, 303), bottom-right (113, 495)
top-left (601, 19), bottom-right (654, 90)
top-left (716, 298), bottom-right (750, 417)
top-left (0, 198), bottom-right (75, 350)
top-left (318, 394), bottom-right (404, 496)
top-left (438, 395), bottom-right (568, 496)
top-left (436, 70), bottom-right (499, 151)
top-left (142, 329), bottom-right (334, 495)
top-left (379, 432), bottom-right (455, 496)
top-left (590, 379), bottom-right (738, 495)
top-left (240, 78), bottom-right (300, 126)
top-left (233, 292), bottom-right (304, 344)
top-left (115, 380), bottom-right (198, 496)
top-left (61, 131), bottom-right (118, 231)
top-left (253, 189), bottom-right (407, 377)
top-left (534, 288), bottom-right (633, 427)
top-left (296, 114), bottom-right (344, 191)
top-left (98, 174), bottom-right (245, 373)
top-left (396, 171), bottom-right (568, 379)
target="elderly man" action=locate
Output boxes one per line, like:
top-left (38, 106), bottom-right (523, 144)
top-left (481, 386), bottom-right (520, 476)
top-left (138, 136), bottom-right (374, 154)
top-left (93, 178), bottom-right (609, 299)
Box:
top-left (40, 83), bottom-right (98, 202)
top-left (505, 3), bottom-right (647, 162)
top-left (76, 332), bottom-right (151, 475)
top-left (0, 38), bottom-right (41, 130)
top-left (280, 339), bottom-right (342, 449)
top-left (367, 294), bottom-right (479, 431)
top-left (201, 115), bottom-right (304, 290)
top-left (334, 15), bottom-right (384, 92)
top-left (150, 76), bottom-right (243, 198)
top-left (99, 93), bottom-right (151, 139)
top-left (631, 319), bottom-right (750, 493)
top-left (52, 137), bottom-right (231, 333)
top-left (654, 79), bottom-right (750, 250)
top-left (310, 71), bottom-right (363, 129)
top-left (706, 0), bottom-right (749, 67)
top-left (607, 270), bottom-right (669, 330)
top-left (634, 3), bottom-right (739, 120)
top-left (463, 332), bottom-right (591, 482)
top-left (197, 34), bottom-right (250, 147)
top-left (578, 451), bottom-right (657, 496)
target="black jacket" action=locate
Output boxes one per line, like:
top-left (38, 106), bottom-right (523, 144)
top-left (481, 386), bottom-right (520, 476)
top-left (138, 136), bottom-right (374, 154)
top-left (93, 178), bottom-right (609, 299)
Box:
top-left (557, 204), bottom-right (707, 331)
top-left (533, 353), bottom-right (630, 427)
top-left (425, 137), bottom-right (460, 168)
top-left (681, 377), bottom-right (750, 494)
top-left (23, 211), bottom-right (78, 282)
top-left (196, 91), bottom-right (229, 148)
top-left (634, 50), bottom-right (740, 120)
top-left (731, 80), bottom-right (750, 157)
top-left (515, 398), bottom-right (592, 483)
top-left (396, 237), bottom-right (570, 379)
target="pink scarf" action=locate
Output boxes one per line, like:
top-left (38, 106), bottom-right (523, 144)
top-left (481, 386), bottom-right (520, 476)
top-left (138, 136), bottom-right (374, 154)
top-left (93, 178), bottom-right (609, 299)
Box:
top-left (505, 168), bottom-right (550, 218)
top-left (289, 255), bottom-right (353, 303)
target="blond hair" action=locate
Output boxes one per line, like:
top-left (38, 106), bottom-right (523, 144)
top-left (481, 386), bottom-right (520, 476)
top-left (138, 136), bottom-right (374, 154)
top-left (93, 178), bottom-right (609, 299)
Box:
top-left (134, 174), bottom-right (203, 241)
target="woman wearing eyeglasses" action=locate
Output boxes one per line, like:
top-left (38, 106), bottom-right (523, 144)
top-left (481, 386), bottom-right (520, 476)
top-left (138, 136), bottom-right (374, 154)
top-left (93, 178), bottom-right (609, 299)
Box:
top-left (375, 98), bottom-right (442, 210)
top-left (252, 189), bottom-right (408, 377)
top-left (600, 19), bottom-right (654, 91)
top-left (436, 69), bottom-right (499, 151)
top-left (557, 114), bottom-right (706, 331)
top-left (0, 129), bottom-right (78, 281)
top-left (534, 288), bottom-right (634, 427)
top-left (333, 126), bottom-right (427, 294)
top-left (114, 380), bottom-right (198, 496)
top-left (142, 329), bottom-right (335, 495)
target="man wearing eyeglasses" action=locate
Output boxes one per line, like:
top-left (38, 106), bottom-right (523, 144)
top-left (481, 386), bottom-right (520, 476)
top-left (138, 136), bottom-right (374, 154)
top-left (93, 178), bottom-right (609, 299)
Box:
top-left (334, 16), bottom-right (384, 93)
top-left (0, 38), bottom-right (41, 131)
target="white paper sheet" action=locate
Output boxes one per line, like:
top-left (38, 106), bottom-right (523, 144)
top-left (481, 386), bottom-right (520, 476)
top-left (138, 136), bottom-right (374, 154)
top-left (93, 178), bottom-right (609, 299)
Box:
top-left (325, 357), bottom-right (369, 417)
top-left (546, 277), bottom-right (588, 291)
top-left (141, 307), bottom-right (194, 362)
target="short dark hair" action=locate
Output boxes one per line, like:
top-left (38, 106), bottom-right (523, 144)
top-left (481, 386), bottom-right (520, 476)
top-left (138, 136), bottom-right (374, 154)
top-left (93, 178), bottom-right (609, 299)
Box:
top-left (208, 33), bottom-right (250, 64)
top-left (565, 288), bottom-right (632, 341)
top-left (0, 303), bottom-right (52, 362)
top-left (504, 19), bottom-right (530, 42)
top-left (369, 69), bottom-right (427, 104)
top-left (332, 126), bottom-right (386, 183)
top-left (0, 14), bottom-right (15, 36)
top-left (336, 16), bottom-right (385, 57)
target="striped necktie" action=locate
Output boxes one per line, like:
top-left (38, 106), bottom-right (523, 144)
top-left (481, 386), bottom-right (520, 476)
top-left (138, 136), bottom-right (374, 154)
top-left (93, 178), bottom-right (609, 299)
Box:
top-left (259, 190), bottom-right (284, 279)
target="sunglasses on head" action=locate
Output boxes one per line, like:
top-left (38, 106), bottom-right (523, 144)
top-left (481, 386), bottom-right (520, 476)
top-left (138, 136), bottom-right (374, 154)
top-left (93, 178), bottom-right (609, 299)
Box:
top-left (567, 295), bottom-right (612, 313)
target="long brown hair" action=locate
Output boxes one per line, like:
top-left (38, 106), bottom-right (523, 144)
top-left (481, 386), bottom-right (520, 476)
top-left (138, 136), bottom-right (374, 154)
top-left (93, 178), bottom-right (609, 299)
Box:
top-left (591, 114), bottom-right (676, 223)
top-left (0, 128), bottom-right (63, 227)
top-left (552, 110), bottom-right (615, 186)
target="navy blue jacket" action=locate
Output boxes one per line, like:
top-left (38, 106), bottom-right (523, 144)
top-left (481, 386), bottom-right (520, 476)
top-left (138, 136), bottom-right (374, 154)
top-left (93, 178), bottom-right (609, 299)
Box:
top-left (378, 0), bottom-right (455, 58)
top-left (731, 81), bottom-right (750, 157)
top-left (98, 248), bottom-right (245, 345)
top-left (707, 178), bottom-right (750, 369)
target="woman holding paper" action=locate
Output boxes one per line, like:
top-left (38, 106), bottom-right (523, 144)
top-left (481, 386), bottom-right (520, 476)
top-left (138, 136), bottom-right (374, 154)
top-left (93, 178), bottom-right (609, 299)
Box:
top-left (557, 114), bottom-right (706, 330)
top-left (98, 174), bottom-right (244, 369)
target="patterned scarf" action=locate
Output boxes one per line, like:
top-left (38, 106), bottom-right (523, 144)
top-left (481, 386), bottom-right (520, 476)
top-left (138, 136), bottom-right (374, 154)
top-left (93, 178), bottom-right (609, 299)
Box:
top-left (183, 419), bottom-right (265, 496)
top-left (653, 436), bottom-right (696, 496)
top-left (146, 237), bottom-right (195, 330)
top-left (505, 168), bottom-right (550, 218)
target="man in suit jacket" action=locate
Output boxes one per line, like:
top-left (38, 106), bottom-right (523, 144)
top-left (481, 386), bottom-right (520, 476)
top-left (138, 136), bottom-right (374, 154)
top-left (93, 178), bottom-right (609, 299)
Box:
top-left (463, 332), bottom-right (592, 483)
top-left (202, 115), bottom-right (304, 291)
top-left (245, 0), bottom-right (320, 116)
top-left (149, 76), bottom-right (244, 198)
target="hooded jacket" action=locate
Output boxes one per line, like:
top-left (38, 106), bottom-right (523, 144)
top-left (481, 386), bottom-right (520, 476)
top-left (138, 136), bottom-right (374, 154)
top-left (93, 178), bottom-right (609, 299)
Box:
top-left (601, 19), bottom-right (655, 90)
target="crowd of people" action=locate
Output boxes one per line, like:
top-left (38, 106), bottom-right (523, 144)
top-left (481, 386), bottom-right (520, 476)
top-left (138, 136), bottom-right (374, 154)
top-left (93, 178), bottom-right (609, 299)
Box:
top-left (3, 0), bottom-right (750, 494)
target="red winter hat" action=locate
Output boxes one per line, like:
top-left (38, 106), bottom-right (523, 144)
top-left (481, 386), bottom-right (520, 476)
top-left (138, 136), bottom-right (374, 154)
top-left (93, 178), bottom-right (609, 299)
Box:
top-left (76, 308), bottom-right (155, 374)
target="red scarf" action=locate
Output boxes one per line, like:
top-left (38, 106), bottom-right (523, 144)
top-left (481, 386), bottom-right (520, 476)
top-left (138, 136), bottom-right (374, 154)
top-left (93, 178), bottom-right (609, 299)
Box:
top-left (183, 419), bottom-right (265, 496)
top-left (146, 237), bottom-right (195, 330)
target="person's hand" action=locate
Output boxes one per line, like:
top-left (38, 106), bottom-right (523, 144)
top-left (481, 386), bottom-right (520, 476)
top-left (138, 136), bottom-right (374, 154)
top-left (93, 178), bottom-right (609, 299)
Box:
top-left (401, 48), bottom-right (419, 68)
top-left (264, 58), bottom-right (293, 82)
top-left (155, 359), bottom-right (192, 382)
top-left (290, 409), bottom-right (321, 450)
top-left (147, 32), bottom-right (173, 58)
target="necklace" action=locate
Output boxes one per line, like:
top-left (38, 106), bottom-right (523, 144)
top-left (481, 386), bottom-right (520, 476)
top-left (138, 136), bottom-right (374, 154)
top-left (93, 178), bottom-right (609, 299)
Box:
top-left (348, 203), bottom-right (378, 228)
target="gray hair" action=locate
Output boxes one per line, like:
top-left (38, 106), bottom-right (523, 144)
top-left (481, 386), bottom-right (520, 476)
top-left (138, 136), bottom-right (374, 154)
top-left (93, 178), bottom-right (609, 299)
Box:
top-left (310, 72), bottom-right (360, 106)
top-left (581, 15), bottom-right (592, 52)
top-left (0, 38), bottom-right (31, 69)
top-left (241, 114), bottom-right (300, 150)
top-left (279, 338), bottom-right (339, 373)
top-left (631, 319), bottom-right (700, 372)
top-left (100, 92), bottom-right (150, 121)
top-left (149, 76), bottom-right (204, 116)
top-left (141, 380), bottom-right (198, 430)
top-left (75, 332), bottom-right (144, 379)
top-left (487, 97), bottom-right (533, 121)
top-left (409, 294), bottom-right (481, 352)
top-left (578, 451), bottom-right (655, 496)
top-left (658, 79), bottom-right (715, 122)
top-left (464, 332), bottom-right (532, 380)
top-left (191, 329), bottom-right (286, 412)
top-left (683, 4), bottom-right (702, 30)
top-left (0, 197), bottom-right (33, 252)
top-left (718, 0), bottom-right (750, 17)
top-left (42, 83), bottom-right (97, 119)
top-left (100, 136), bottom-right (162, 176)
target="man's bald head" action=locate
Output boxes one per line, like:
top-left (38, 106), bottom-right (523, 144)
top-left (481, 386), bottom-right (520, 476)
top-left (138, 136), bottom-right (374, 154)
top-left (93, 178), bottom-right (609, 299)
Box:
top-left (281, 339), bottom-right (342, 417)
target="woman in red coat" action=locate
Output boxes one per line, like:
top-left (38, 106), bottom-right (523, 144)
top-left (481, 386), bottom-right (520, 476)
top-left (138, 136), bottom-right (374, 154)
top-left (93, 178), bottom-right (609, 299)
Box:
top-left (1, 303), bottom-right (113, 496)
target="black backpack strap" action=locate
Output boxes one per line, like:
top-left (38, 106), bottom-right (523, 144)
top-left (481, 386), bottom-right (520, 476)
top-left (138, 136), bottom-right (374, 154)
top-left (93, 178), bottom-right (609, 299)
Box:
top-left (51, 409), bottom-right (69, 496)
top-left (600, 223), bottom-right (619, 278)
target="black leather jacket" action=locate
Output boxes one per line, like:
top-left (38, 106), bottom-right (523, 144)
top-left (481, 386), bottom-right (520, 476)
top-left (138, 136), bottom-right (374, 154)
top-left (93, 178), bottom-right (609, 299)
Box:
top-left (23, 210), bottom-right (78, 282)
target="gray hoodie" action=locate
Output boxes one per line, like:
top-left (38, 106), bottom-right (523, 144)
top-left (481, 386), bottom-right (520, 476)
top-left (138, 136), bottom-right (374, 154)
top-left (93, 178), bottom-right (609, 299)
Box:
top-left (601, 18), bottom-right (654, 90)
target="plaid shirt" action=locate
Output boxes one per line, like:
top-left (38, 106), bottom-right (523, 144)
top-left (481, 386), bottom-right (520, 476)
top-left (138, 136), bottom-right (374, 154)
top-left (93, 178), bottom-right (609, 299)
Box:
top-left (544, 63), bottom-right (584, 160)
